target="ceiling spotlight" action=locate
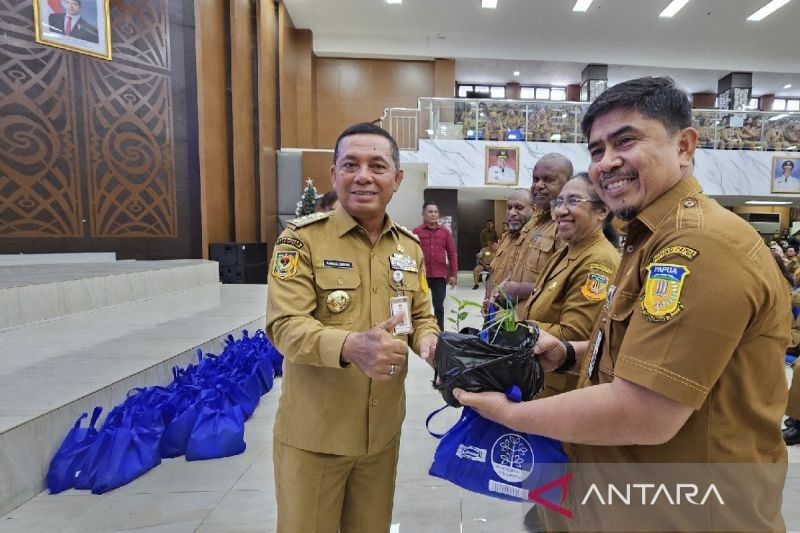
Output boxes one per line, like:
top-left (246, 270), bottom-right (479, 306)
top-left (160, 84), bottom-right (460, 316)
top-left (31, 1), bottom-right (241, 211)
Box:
top-left (747, 0), bottom-right (792, 21)
top-left (659, 0), bottom-right (690, 17)
top-left (572, 0), bottom-right (594, 12)
top-left (482, 0), bottom-right (498, 8)
top-left (386, 0), bottom-right (402, 4)
top-left (784, 84), bottom-right (793, 89)
top-left (513, 71), bottom-right (520, 76)
top-left (746, 200), bottom-right (793, 205)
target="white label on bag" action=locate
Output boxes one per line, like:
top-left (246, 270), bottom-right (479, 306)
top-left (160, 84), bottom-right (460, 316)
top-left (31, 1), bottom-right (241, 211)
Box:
top-left (489, 480), bottom-right (529, 499)
top-left (456, 444), bottom-right (487, 463)
top-left (491, 433), bottom-right (534, 483)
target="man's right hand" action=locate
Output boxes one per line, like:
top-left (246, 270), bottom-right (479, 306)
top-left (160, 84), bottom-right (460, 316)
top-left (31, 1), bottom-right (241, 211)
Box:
top-left (340, 314), bottom-right (409, 380)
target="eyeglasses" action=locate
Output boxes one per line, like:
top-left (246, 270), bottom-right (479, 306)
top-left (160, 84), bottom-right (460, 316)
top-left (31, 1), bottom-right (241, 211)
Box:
top-left (550, 197), bottom-right (596, 210)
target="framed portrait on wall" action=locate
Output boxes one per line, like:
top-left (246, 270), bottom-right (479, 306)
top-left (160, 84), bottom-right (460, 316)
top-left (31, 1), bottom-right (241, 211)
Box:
top-left (34, 0), bottom-right (112, 60)
top-left (771, 156), bottom-right (800, 194)
top-left (485, 146), bottom-right (519, 186)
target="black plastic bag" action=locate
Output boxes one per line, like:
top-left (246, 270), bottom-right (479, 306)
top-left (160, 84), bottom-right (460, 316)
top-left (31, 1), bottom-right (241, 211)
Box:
top-left (433, 324), bottom-right (544, 407)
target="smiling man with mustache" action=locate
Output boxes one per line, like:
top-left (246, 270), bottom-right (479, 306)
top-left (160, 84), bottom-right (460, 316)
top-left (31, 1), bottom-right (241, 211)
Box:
top-left (266, 123), bottom-right (439, 532)
top-left (456, 77), bottom-right (790, 531)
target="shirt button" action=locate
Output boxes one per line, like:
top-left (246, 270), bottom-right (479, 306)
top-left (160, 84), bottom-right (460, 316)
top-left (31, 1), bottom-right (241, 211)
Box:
top-left (626, 245), bottom-right (635, 253)
top-left (372, 286), bottom-right (379, 293)
top-left (371, 399), bottom-right (379, 406)
top-left (683, 199), bottom-right (696, 208)
top-left (337, 277), bottom-right (343, 285)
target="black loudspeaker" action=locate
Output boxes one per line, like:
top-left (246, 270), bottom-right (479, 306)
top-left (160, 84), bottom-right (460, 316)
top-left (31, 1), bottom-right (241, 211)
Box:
top-left (209, 242), bottom-right (268, 284)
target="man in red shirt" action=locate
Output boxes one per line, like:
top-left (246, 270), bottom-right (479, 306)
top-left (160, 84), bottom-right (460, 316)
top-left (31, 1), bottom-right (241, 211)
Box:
top-left (413, 202), bottom-right (458, 330)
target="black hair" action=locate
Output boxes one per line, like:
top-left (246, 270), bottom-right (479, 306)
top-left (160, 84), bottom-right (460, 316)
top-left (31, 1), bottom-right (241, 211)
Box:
top-left (319, 190), bottom-right (338, 211)
top-left (333, 122), bottom-right (400, 169)
top-left (571, 172), bottom-right (617, 244)
top-left (581, 77), bottom-right (692, 139)
top-left (422, 202), bottom-right (438, 211)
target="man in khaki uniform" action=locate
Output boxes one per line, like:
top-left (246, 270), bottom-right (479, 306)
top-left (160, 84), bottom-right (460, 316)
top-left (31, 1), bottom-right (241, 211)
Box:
top-left (783, 290), bottom-right (800, 445)
top-left (266, 123), bottom-right (439, 533)
top-left (455, 77), bottom-right (789, 531)
top-left (472, 241), bottom-right (498, 290)
top-left (484, 188), bottom-right (533, 316)
top-left (491, 153), bottom-right (572, 318)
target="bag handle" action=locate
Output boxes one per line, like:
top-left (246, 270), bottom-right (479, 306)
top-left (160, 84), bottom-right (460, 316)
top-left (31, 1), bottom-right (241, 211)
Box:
top-left (89, 406), bottom-right (103, 429)
top-left (425, 403), bottom-right (453, 439)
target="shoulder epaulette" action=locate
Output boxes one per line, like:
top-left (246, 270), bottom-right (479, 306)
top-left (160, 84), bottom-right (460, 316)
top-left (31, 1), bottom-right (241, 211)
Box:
top-left (394, 224), bottom-right (420, 242)
top-left (288, 211), bottom-right (333, 229)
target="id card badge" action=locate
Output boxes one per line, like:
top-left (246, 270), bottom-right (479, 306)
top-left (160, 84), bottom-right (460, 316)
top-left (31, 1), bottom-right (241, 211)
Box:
top-left (390, 295), bottom-right (413, 335)
top-left (587, 329), bottom-right (603, 379)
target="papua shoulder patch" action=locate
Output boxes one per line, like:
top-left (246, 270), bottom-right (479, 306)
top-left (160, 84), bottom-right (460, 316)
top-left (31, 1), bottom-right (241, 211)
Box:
top-left (581, 270), bottom-right (610, 302)
top-left (276, 237), bottom-right (304, 249)
top-left (651, 245), bottom-right (699, 263)
top-left (641, 263), bottom-right (690, 322)
top-left (271, 251), bottom-right (299, 280)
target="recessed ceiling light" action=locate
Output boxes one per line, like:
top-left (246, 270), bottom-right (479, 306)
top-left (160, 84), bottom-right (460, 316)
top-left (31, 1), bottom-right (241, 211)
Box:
top-left (386, 0), bottom-right (402, 4)
top-left (784, 84), bottom-right (793, 89)
top-left (659, 0), bottom-right (690, 18)
top-left (513, 71), bottom-right (520, 76)
top-left (747, 0), bottom-right (792, 21)
top-left (746, 200), bottom-right (793, 205)
top-left (572, 0), bottom-right (594, 11)
top-left (482, 0), bottom-right (498, 8)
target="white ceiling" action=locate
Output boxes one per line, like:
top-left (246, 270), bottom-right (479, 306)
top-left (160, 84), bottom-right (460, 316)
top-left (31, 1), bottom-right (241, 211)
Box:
top-left (284, 0), bottom-right (800, 96)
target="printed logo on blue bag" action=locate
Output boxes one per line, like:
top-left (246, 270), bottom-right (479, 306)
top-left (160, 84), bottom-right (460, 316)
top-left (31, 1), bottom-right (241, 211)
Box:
top-left (491, 433), bottom-right (534, 483)
top-left (456, 444), bottom-right (487, 463)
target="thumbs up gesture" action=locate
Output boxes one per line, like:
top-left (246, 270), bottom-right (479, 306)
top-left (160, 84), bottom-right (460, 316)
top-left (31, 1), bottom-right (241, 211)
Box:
top-left (340, 313), bottom-right (410, 381)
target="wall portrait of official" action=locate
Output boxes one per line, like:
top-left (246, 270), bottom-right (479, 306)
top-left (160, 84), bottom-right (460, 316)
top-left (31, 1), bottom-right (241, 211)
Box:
top-left (34, 0), bottom-right (112, 60)
top-left (771, 156), bottom-right (800, 194)
top-left (485, 146), bottom-right (520, 186)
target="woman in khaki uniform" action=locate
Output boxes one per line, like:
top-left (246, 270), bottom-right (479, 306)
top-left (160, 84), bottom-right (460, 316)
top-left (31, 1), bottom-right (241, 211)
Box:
top-left (523, 175), bottom-right (620, 399)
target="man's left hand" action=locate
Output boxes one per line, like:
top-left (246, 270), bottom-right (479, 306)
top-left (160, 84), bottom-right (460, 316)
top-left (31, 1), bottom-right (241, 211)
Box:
top-left (418, 333), bottom-right (438, 367)
top-left (447, 276), bottom-right (457, 288)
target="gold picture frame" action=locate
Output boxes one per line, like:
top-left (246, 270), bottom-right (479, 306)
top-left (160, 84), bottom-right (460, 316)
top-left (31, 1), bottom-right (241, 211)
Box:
top-left (34, 0), bottom-right (112, 60)
top-left (771, 156), bottom-right (800, 194)
top-left (485, 145), bottom-right (520, 186)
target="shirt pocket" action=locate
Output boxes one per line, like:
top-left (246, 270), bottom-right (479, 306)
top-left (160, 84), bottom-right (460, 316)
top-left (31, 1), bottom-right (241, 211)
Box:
top-left (526, 235), bottom-right (556, 271)
top-left (600, 292), bottom-right (637, 376)
top-left (314, 268), bottom-right (361, 325)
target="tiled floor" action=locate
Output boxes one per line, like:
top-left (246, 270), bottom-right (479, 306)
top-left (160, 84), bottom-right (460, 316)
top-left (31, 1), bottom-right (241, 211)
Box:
top-left (3, 274), bottom-right (800, 532)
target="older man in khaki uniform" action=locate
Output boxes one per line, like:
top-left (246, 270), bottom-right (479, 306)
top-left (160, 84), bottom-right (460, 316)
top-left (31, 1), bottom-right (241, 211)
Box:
top-left (456, 77), bottom-right (789, 531)
top-left (491, 153), bottom-right (572, 319)
top-left (485, 189), bottom-right (533, 316)
top-left (267, 123), bottom-right (439, 533)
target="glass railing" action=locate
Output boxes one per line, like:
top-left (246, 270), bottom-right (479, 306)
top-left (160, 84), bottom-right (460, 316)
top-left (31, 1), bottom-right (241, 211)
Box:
top-left (381, 97), bottom-right (800, 152)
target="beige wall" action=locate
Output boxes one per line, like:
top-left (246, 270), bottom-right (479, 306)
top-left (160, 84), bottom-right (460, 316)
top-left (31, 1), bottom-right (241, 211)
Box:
top-left (315, 58), bottom-right (435, 148)
top-left (732, 205), bottom-right (791, 233)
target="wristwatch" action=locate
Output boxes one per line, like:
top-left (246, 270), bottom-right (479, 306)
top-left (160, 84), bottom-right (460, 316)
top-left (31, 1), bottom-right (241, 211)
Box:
top-left (554, 341), bottom-right (576, 374)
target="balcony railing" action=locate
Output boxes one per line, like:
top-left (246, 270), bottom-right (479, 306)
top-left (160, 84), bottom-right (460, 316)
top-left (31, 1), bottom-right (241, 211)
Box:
top-left (381, 97), bottom-right (800, 152)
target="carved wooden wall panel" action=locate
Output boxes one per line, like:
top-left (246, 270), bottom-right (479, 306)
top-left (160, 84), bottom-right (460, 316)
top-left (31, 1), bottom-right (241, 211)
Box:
top-left (0, 0), bottom-right (189, 252)
top-left (1, 26), bottom-right (83, 236)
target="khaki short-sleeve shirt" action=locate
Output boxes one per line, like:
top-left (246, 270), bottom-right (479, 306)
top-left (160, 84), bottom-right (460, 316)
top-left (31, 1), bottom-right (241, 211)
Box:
top-left (524, 228), bottom-right (620, 396)
top-left (266, 207), bottom-right (439, 456)
top-left (574, 177), bottom-right (789, 466)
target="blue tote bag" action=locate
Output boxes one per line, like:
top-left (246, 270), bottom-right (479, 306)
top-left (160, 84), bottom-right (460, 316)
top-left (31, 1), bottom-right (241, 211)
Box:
top-left (427, 387), bottom-right (567, 504)
top-left (185, 392), bottom-right (246, 461)
top-left (46, 406), bottom-right (103, 493)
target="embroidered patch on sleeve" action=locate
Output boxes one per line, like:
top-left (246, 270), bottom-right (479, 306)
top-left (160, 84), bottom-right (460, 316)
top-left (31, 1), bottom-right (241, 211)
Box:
top-left (641, 263), bottom-right (690, 322)
top-left (271, 251), bottom-right (299, 280)
top-left (419, 273), bottom-right (429, 294)
top-left (581, 272), bottom-right (610, 301)
top-left (276, 237), bottom-right (304, 249)
top-left (651, 245), bottom-right (699, 263)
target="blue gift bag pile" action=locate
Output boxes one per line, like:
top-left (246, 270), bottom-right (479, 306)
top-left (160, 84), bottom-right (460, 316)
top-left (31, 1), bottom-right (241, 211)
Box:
top-left (46, 329), bottom-right (284, 495)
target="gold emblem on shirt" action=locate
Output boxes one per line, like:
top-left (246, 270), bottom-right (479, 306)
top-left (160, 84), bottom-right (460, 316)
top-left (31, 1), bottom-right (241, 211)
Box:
top-left (641, 263), bottom-right (690, 322)
top-left (272, 251), bottom-right (299, 280)
top-left (326, 290), bottom-right (350, 313)
top-left (581, 272), bottom-right (610, 302)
